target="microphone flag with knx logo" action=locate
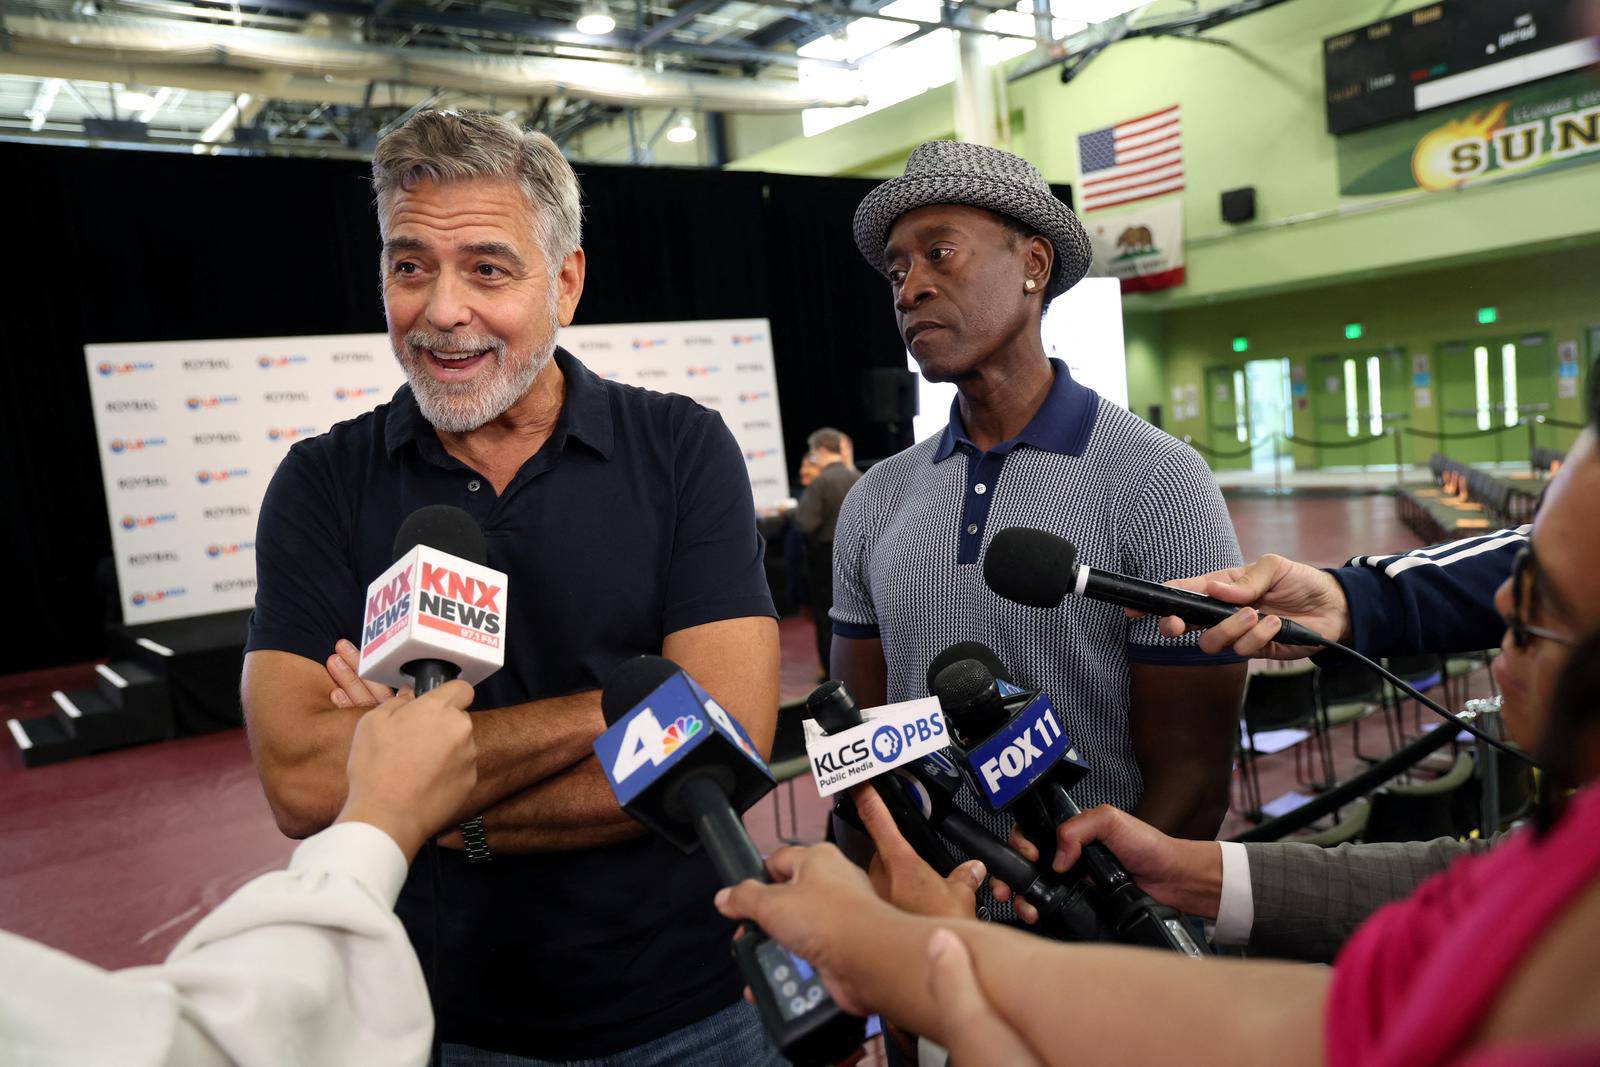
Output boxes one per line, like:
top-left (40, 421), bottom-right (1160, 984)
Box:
top-left (355, 545), bottom-right (507, 688)
top-left (802, 697), bottom-right (949, 798)
top-left (955, 691), bottom-right (1089, 812)
top-left (594, 666), bottom-right (774, 852)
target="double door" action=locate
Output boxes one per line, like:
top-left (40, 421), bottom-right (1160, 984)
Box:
top-left (1306, 349), bottom-right (1406, 468)
top-left (1435, 334), bottom-right (1552, 464)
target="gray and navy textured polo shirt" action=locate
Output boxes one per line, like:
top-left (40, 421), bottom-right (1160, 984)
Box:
top-left (831, 358), bottom-right (1243, 841)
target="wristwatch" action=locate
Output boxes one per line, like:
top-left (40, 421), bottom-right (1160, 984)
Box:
top-left (459, 816), bottom-right (493, 864)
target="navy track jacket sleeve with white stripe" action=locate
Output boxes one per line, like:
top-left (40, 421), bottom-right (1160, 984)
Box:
top-left (1327, 525), bottom-right (1527, 657)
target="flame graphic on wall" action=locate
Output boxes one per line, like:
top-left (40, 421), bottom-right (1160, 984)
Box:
top-left (1411, 102), bottom-right (1509, 191)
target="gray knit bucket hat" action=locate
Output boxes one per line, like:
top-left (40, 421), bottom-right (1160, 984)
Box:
top-left (852, 140), bottom-right (1092, 300)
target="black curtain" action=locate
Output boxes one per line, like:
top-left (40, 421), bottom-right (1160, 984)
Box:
top-left (4, 142), bottom-right (910, 675)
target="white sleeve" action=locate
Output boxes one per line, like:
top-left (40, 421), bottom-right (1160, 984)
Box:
top-left (1210, 840), bottom-right (1255, 947)
top-left (0, 822), bottom-right (430, 1067)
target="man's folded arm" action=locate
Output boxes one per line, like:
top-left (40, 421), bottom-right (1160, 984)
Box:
top-left (243, 649), bottom-right (606, 839)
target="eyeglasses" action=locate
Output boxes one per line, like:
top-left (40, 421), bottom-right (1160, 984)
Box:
top-left (1509, 545), bottom-right (1577, 649)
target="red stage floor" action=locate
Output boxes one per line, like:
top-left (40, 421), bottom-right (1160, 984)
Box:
top-left (2, 490), bottom-right (1469, 971)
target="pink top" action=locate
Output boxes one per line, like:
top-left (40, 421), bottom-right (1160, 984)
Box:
top-left (1325, 783), bottom-right (1600, 1067)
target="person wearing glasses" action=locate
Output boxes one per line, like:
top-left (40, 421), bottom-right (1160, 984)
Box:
top-left (974, 394), bottom-right (1587, 962)
top-left (713, 387), bottom-right (1600, 1066)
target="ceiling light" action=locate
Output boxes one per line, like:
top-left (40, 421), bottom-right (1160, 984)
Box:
top-left (665, 115), bottom-right (697, 143)
top-left (117, 85), bottom-right (158, 113)
top-left (575, 1), bottom-right (615, 36)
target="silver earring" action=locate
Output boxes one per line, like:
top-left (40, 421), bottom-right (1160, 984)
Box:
top-left (1025, 280), bottom-right (1036, 291)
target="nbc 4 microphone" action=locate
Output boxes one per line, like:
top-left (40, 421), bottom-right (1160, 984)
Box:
top-left (931, 656), bottom-right (1207, 957)
top-left (983, 527), bottom-right (1328, 649)
top-left (358, 504), bottom-right (508, 695)
top-left (595, 656), bottom-right (864, 1067)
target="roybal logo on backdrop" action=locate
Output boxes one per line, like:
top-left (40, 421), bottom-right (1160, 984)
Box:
top-left (203, 504), bottom-right (252, 520)
top-left (331, 351), bottom-right (374, 363)
top-left (122, 512), bottom-right (177, 529)
top-left (117, 476), bottom-right (168, 491)
top-left (109, 437), bottom-right (166, 454)
top-left (97, 360), bottom-right (155, 376)
top-left (264, 390), bottom-right (310, 403)
top-left (183, 357), bottom-right (232, 372)
top-left (105, 400), bottom-right (158, 414)
top-left (213, 577), bottom-right (256, 594)
top-left (193, 432), bottom-right (242, 446)
top-left (1340, 72), bottom-right (1600, 199)
top-left (186, 395), bottom-right (240, 410)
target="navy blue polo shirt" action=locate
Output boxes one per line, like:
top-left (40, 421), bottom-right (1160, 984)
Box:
top-left (245, 347), bottom-right (775, 1059)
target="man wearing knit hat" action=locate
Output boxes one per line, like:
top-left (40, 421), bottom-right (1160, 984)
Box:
top-left (829, 141), bottom-right (1248, 917)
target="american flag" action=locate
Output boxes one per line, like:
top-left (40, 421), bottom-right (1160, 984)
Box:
top-left (1076, 104), bottom-right (1184, 213)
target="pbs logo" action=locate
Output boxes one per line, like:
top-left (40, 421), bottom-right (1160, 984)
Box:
top-left (870, 725), bottom-right (904, 764)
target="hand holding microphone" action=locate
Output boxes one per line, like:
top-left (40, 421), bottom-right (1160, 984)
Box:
top-left (995, 806), bottom-right (1226, 925)
top-left (982, 528), bottom-right (1334, 656)
top-left (335, 680), bottom-right (478, 862)
top-left (1139, 554), bottom-right (1352, 660)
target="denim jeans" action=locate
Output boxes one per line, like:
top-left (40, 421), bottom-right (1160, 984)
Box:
top-left (435, 1000), bottom-right (787, 1067)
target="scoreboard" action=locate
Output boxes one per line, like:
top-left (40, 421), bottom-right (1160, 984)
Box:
top-left (1324, 0), bottom-right (1600, 134)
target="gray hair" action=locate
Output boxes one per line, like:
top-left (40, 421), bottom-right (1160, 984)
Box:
top-left (372, 109), bottom-right (583, 275)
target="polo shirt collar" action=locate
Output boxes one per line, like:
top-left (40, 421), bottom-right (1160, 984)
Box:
top-left (932, 358), bottom-right (1097, 462)
top-left (384, 346), bottom-right (614, 460)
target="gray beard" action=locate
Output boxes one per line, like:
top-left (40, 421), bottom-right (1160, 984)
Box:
top-left (394, 298), bottom-right (559, 434)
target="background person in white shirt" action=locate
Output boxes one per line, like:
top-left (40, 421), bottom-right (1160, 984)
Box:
top-left (0, 680), bottom-right (477, 1067)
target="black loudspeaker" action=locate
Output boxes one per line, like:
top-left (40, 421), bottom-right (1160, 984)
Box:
top-left (1221, 187), bottom-right (1256, 224)
top-left (864, 367), bottom-right (918, 423)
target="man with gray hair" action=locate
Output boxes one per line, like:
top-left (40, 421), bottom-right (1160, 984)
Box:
top-left (242, 110), bottom-right (784, 1064)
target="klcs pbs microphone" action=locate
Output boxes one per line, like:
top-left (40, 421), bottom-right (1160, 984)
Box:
top-left (983, 527), bottom-right (1328, 649)
top-left (358, 504), bottom-right (508, 694)
top-left (809, 680), bottom-right (1111, 944)
top-left (595, 657), bottom-right (865, 1067)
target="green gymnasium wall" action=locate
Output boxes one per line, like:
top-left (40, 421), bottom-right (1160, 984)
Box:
top-left (729, 0), bottom-right (1600, 470)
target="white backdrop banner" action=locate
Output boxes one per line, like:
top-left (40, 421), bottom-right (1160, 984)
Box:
top-left (87, 318), bottom-right (786, 625)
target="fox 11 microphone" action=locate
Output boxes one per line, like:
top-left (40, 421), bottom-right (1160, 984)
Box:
top-left (806, 680), bottom-right (1110, 943)
top-left (595, 656), bottom-right (866, 1067)
top-left (931, 654), bottom-right (1207, 957)
top-left (357, 503), bottom-right (509, 695)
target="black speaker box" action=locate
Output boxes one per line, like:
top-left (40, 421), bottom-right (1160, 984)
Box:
top-left (1221, 187), bottom-right (1256, 224)
top-left (863, 368), bottom-right (918, 424)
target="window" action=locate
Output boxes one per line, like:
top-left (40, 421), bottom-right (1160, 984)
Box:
top-left (1502, 343), bottom-right (1518, 427)
top-left (1366, 355), bottom-right (1384, 437)
top-left (1344, 358), bottom-right (1359, 437)
top-left (1474, 345), bottom-right (1491, 431)
top-left (1233, 368), bottom-right (1248, 443)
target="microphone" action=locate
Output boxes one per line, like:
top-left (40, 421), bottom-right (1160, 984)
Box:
top-left (807, 678), bottom-right (1109, 942)
top-left (983, 527), bottom-right (1328, 649)
top-left (596, 657), bottom-right (864, 1066)
top-left (925, 641), bottom-right (1011, 697)
top-left (358, 504), bottom-right (507, 694)
top-left (806, 681), bottom-right (959, 876)
top-left (932, 656), bottom-right (1206, 957)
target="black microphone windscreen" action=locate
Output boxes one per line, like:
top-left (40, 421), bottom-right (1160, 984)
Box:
top-left (393, 504), bottom-right (488, 565)
top-left (932, 658), bottom-right (995, 713)
top-left (925, 641), bottom-right (1011, 695)
top-left (806, 681), bottom-right (862, 734)
top-left (983, 527), bottom-right (1077, 608)
top-left (601, 655), bottom-right (682, 727)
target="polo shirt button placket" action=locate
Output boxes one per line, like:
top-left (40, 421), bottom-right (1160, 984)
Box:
top-left (467, 479), bottom-right (481, 492)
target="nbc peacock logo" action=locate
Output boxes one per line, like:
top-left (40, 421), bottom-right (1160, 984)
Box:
top-left (659, 715), bottom-right (703, 757)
